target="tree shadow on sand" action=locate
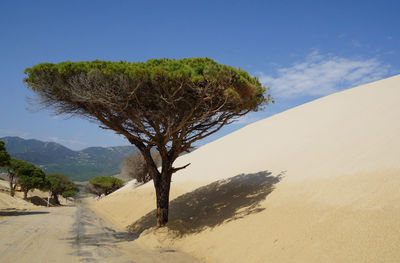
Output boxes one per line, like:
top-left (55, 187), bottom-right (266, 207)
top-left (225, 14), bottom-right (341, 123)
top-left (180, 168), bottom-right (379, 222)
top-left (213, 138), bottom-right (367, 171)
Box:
top-left (0, 209), bottom-right (49, 217)
top-left (128, 171), bottom-right (283, 236)
top-left (28, 196), bottom-right (60, 206)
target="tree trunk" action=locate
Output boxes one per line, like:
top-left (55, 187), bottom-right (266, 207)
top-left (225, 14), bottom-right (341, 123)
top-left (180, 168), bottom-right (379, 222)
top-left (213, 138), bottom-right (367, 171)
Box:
top-left (133, 145), bottom-right (174, 227)
top-left (23, 190), bottom-right (28, 200)
top-left (153, 170), bottom-right (172, 227)
top-left (53, 193), bottom-right (60, 205)
top-left (9, 181), bottom-right (15, 197)
top-left (8, 172), bottom-right (15, 197)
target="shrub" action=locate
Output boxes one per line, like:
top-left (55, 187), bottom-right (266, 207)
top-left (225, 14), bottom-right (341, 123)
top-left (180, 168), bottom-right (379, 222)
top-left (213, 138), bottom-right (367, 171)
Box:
top-left (120, 152), bottom-right (161, 183)
top-left (44, 174), bottom-right (78, 205)
top-left (87, 176), bottom-right (124, 196)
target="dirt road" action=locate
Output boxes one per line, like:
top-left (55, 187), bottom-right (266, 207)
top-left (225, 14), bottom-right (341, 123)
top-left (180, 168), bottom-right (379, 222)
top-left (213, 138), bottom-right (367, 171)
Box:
top-left (0, 201), bottom-right (201, 263)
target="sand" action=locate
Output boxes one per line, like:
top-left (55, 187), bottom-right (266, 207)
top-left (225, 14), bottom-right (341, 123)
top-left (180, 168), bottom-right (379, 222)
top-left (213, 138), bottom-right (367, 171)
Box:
top-left (0, 180), bottom-right (42, 221)
top-left (90, 75), bottom-right (400, 263)
top-left (0, 180), bottom-right (64, 220)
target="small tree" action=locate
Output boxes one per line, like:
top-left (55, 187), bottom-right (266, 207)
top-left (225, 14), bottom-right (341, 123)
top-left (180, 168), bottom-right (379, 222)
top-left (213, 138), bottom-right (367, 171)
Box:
top-left (88, 176), bottom-right (124, 196)
top-left (0, 141), bottom-right (12, 194)
top-left (6, 159), bottom-right (42, 197)
top-left (84, 183), bottom-right (103, 197)
top-left (12, 160), bottom-right (46, 199)
top-left (121, 152), bottom-right (161, 183)
top-left (0, 141), bottom-right (10, 167)
top-left (62, 188), bottom-right (79, 203)
top-left (24, 58), bottom-right (271, 226)
top-left (5, 159), bottom-right (22, 196)
top-left (44, 174), bottom-right (77, 205)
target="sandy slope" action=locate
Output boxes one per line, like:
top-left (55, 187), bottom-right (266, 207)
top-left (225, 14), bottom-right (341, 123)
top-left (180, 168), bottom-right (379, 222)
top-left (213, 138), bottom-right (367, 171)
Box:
top-left (0, 191), bottom-right (39, 213)
top-left (0, 181), bottom-right (39, 213)
top-left (91, 75), bottom-right (400, 263)
top-left (0, 180), bottom-right (63, 215)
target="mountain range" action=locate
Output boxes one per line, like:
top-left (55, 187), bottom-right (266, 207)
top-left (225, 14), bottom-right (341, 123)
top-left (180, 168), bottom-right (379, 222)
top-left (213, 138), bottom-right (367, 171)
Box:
top-left (0, 136), bottom-right (138, 181)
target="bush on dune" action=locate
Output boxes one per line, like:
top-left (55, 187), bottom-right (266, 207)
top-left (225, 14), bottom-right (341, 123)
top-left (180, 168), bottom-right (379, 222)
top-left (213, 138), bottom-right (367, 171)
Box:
top-left (120, 152), bottom-right (161, 184)
top-left (86, 176), bottom-right (124, 197)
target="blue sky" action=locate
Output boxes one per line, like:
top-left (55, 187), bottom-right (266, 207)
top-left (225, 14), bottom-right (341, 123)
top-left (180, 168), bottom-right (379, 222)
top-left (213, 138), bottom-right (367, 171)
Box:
top-left (0, 0), bottom-right (399, 150)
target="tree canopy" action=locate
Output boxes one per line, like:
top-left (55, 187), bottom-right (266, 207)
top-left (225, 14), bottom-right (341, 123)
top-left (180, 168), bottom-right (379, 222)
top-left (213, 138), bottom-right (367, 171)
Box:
top-left (44, 173), bottom-right (77, 205)
top-left (88, 176), bottom-right (124, 196)
top-left (0, 141), bottom-right (10, 168)
top-left (10, 159), bottom-right (46, 199)
top-left (24, 57), bottom-right (272, 226)
top-left (0, 143), bottom-right (16, 196)
top-left (24, 58), bottom-right (270, 152)
top-left (62, 189), bottom-right (79, 199)
top-left (4, 158), bottom-right (21, 196)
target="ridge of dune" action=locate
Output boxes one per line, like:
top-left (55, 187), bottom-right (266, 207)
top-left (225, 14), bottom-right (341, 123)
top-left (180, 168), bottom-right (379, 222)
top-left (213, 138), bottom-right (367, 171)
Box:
top-left (91, 75), bottom-right (400, 263)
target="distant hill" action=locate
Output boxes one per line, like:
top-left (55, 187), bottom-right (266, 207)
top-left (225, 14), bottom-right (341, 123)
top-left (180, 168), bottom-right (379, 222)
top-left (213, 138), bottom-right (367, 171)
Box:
top-left (0, 136), bottom-right (138, 181)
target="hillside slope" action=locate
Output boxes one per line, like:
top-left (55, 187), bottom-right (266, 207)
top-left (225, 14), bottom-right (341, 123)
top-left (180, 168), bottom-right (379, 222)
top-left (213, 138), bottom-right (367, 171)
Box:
top-left (92, 75), bottom-right (400, 263)
top-left (0, 137), bottom-right (137, 181)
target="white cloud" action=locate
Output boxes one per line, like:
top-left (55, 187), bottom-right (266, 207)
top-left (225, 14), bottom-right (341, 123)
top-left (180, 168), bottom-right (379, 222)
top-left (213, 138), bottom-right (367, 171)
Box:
top-left (259, 51), bottom-right (390, 98)
top-left (48, 136), bottom-right (88, 148)
top-left (351, 40), bottom-right (362, 48)
top-left (0, 129), bottom-right (30, 139)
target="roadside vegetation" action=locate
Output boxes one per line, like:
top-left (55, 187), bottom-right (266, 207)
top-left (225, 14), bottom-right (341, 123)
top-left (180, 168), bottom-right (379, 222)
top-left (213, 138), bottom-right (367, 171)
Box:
top-left (13, 160), bottom-right (47, 200)
top-left (85, 176), bottom-right (124, 197)
top-left (0, 140), bottom-right (78, 204)
top-left (43, 173), bottom-right (78, 205)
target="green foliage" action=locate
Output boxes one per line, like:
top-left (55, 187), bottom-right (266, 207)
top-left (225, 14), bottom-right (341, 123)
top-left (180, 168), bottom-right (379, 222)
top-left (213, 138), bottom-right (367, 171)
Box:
top-left (62, 188), bottom-right (79, 198)
top-left (17, 168), bottom-right (46, 191)
top-left (25, 58), bottom-right (261, 88)
top-left (0, 140), bottom-right (11, 167)
top-left (89, 176), bottom-right (124, 188)
top-left (88, 176), bottom-right (124, 195)
top-left (24, 58), bottom-right (270, 115)
top-left (45, 173), bottom-right (77, 196)
top-left (9, 159), bottom-right (46, 198)
top-left (44, 173), bottom-right (78, 204)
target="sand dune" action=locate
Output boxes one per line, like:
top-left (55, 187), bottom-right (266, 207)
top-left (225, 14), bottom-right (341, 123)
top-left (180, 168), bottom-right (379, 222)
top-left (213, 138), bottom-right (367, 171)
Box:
top-left (0, 180), bottom-right (41, 218)
top-left (91, 75), bottom-right (400, 263)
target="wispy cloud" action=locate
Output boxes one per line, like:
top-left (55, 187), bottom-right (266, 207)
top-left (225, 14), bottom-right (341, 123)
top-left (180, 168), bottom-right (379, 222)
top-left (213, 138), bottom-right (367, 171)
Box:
top-left (351, 40), bottom-right (362, 48)
top-left (259, 51), bottom-right (390, 98)
top-left (48, 136), bottom-right (88, 148)
top-left (0, 129), bottom-right (31, 139)
top-left (234, 114), bottom-right (264, 125)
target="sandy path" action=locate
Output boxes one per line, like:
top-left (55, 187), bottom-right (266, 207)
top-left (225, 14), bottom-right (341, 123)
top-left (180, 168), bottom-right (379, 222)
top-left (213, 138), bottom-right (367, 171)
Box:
top-left (0, 201), bottom-right (201, 263)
